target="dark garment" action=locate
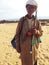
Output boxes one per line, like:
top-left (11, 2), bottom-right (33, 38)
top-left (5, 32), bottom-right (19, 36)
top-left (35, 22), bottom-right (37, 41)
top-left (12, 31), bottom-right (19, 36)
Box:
top-left (34, 61), bottom-right (37, 65)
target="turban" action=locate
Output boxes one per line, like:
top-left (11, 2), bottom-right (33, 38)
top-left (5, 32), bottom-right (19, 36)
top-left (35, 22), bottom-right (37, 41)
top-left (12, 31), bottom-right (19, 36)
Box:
top-left (26, 0), bottom-right (38, 7)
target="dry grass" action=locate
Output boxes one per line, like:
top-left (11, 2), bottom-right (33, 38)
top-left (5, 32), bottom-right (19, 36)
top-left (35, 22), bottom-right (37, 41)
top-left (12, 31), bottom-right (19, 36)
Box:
top-left (0, 23), bottom-right (49, 65)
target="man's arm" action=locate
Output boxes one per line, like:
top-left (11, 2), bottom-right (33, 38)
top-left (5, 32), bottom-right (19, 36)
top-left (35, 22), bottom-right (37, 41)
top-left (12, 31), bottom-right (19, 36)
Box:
top-left (15, 17), bottom-right (23, 52)
top-left (37, 20), bottom-right (43, 36)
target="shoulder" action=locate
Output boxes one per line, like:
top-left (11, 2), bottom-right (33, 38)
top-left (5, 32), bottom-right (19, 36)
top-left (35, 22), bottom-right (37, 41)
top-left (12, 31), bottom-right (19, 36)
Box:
top-left (35, 19), bottom-right (39, 22)
top-left (18, 15), bottom-right (26, 26)
top-left (19, 15), bottom-right (27, 22)
top-left (19, 17), bottom-right (24, 21)
top-left (35, 19), bottom-right (41, 24)
top-left (18, 17), bottom-right (24, 25)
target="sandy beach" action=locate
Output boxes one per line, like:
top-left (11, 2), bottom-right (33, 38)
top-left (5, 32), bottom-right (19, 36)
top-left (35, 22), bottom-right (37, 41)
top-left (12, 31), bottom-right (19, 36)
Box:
top-left (0, 23), bottom-right (49, 65)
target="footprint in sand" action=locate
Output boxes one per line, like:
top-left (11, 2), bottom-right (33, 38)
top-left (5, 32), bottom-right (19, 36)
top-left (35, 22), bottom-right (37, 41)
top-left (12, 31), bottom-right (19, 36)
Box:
top-left (7, 63), bottom-right (11, 65)
top-left (16, 62), bottom-right (19, 65)
top-left (6, 53), bottom-right (12, 57)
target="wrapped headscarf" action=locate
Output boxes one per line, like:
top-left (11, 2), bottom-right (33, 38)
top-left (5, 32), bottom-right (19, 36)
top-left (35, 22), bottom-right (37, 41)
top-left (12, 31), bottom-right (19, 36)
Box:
top-left (26, 0), bottom-right (38, 7)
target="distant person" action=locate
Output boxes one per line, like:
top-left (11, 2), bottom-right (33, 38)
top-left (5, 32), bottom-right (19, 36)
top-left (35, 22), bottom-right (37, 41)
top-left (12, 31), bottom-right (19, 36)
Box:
top-left (15, 0), bottom-right (43, 65)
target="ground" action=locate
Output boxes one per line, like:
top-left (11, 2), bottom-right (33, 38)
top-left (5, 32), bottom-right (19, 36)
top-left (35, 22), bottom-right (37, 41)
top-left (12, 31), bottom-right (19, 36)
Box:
top-left (0, 23), bottom-right (49, 65)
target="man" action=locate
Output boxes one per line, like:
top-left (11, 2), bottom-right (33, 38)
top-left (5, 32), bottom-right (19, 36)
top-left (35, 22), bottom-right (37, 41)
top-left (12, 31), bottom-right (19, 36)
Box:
top-left (15, 0), bottom-right (43, 65)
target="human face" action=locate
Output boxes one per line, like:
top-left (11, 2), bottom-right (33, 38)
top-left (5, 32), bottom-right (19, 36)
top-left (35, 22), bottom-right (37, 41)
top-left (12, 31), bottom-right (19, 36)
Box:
top-left (26, 4), bottom-right (37, 16)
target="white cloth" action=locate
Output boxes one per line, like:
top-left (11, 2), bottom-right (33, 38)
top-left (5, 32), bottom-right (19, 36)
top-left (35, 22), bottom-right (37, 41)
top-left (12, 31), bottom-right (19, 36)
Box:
top-left (26, 0), bottom-right (38, 7)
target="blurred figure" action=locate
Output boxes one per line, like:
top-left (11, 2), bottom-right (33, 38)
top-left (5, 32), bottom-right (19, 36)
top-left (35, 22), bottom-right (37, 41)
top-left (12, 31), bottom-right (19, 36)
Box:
top-left (15, 0), bottom-right (43, 65)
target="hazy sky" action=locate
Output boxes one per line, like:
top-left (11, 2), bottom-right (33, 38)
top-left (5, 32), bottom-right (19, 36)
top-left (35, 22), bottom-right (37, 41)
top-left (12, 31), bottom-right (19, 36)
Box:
top-left (0, 0), bottom-right (49, 20)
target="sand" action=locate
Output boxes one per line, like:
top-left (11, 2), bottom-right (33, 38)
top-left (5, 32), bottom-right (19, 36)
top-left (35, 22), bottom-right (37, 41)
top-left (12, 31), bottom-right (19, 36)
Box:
top-left (0, 23), bottom-right (49, 65)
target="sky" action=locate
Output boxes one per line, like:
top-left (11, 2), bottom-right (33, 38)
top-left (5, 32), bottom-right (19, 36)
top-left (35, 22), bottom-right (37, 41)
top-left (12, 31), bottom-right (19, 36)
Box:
top-left (0, 0), bottom-right (49, 20)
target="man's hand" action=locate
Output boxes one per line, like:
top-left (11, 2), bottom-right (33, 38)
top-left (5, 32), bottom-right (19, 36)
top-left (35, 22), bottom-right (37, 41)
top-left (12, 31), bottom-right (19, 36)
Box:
top-left (33, 29), bottom-right (38, 35)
